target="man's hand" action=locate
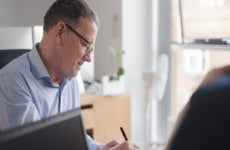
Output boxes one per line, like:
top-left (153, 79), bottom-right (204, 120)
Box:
top-left (97, 140), bottom-right (140, 150)
top-left (109, 141), bottom-right (140, 150)
top-left (97, 140), bottom-right (121, 150)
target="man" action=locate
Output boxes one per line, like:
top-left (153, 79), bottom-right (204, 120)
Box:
top-left (0, 0), bottom-right (139, 150)
top-left (165, 65), bottom-right (230, 150)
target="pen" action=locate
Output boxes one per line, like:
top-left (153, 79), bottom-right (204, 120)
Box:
top-left (120, 126), bottom-right (128, 141)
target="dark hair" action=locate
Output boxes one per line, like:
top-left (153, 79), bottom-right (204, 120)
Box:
top-left (43, 0), bottom-right (99, 32)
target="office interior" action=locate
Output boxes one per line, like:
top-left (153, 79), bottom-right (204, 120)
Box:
top-left (1, 0), bottom-right (230, 149)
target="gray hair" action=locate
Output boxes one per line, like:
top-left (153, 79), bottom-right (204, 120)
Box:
top-left (43, 0), bottom-right (99, 32)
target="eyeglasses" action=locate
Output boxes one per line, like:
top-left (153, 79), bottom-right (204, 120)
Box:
top-left (65, 23), bottom-right (94, 55)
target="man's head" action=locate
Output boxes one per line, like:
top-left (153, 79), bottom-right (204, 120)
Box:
top-left (43, 0), bottom-right (99, 32)
top-left (39, 0), bottom-right (99, 83)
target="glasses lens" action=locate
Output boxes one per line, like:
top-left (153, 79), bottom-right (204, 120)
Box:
top-left (65, 24), bottom-right (94, 55)
top-left (86, 44), bottom-right (94, 54)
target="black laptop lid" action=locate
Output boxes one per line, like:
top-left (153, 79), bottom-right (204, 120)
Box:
top-left (0, 108), bottom-right (89, 150)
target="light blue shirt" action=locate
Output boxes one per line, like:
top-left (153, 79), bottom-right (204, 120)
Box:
top-left (0, 45), bottom-right (100, 150)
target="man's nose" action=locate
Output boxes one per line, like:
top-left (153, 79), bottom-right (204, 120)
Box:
top-left (83, 54), bottom-right (91, 62)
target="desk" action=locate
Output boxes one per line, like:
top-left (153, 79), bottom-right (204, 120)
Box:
top-left (81, 92), bottom-right (131, 144)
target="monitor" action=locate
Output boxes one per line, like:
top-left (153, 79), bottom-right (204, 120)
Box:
top-left (0, 108), bottom-right (89, 150)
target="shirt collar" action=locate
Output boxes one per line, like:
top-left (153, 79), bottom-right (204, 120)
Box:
top-left (28, 43), bottom-right (50, 80)
top-left (28, 43), bottom-right (70, 87)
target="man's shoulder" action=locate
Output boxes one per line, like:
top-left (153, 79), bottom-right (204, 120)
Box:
top-left (0, 53), bottom-right (30, 76)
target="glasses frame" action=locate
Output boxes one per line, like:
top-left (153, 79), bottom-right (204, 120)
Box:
top-left (65, 23), bottom-right (94, 54)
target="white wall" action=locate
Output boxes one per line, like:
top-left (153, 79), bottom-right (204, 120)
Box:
top-left (0, 27), bottom-right (32, 49)
top-left (0, 0), bottom-right (55, 26)
top-left (86, 0), bottom-right (122, 80)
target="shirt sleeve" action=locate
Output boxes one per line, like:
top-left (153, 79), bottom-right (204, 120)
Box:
top-left (0, 72), bottom-right (40, 131)
top-left (75, 77), bottom-right (101, 150)
top-left (86, 134), bottom-right (101, 150)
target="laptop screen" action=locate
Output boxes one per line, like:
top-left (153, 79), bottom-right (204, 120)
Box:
top-left (0, 108), bottom-right (89, 150)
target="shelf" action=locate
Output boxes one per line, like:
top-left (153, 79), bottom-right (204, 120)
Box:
top-left (171, 43), bottom-right (230, 50)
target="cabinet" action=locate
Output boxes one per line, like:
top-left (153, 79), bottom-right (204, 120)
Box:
top-left (80, 92), bottom-right (131, 144)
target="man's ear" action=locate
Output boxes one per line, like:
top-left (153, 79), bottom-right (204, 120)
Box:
top-left (54, 22), bottom-right (66, 44)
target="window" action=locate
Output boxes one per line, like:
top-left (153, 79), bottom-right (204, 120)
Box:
top-left (170, 0), bottom-right (230, 120)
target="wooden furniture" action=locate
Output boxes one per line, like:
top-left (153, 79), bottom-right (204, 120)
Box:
top-left (80, 92), bottom-right (131, 144)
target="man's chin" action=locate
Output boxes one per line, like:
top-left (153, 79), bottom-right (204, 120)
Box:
top-left (65, 71), bottom-right (79, 80)
top-left (74, 70), bottom-right (80, 77)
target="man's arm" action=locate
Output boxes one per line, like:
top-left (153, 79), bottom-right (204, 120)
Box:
top-left (0, 72), bottom-right (40, 131)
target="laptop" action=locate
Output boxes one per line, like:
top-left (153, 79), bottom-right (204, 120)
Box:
top-left (0, 108), bottom-right (89, 150)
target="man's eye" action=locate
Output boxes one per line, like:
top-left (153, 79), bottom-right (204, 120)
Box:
top-left (81, 40), bottom-right (88, 47)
